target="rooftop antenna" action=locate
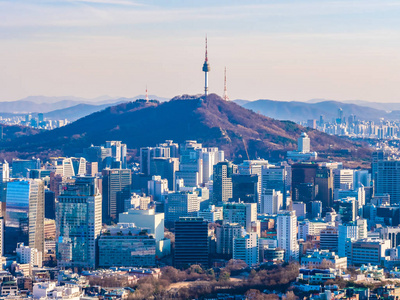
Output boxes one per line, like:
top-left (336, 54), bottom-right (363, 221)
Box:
top-left (223, 67), bottom-right (230, 101)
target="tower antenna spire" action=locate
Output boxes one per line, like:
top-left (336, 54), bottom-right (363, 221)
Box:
top-left (145, 85), bottom-right (149, 102)
top-left (202, 35), bottom-right (210, 99)
top-left (223, 67), bottom-right (229, 101)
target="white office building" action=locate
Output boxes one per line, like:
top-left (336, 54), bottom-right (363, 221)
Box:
top-left (277, 210), bottom-right (299, 262)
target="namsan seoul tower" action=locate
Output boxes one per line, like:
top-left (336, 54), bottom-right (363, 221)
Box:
top-left (202, 36), bottom-right (210, 99)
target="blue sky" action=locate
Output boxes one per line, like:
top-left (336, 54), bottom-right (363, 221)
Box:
top-left (1, 0), bottom-right (400, 102)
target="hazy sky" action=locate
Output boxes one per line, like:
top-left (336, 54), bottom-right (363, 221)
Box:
top-left (1, 0), bottom-right (400, 102)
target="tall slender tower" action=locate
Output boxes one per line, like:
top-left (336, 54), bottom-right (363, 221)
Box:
top-left (223, 67), bottom-right (229, 101)
top-left (145, 85), bottom-right (149, 102)
top-left (202, 36), bottom-right (210, 98)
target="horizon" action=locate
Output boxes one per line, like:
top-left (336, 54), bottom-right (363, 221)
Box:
top-left (1, 1), bottom-right (400, 103)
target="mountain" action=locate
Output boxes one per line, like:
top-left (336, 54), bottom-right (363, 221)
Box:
top-left (240, 99), bottom-right (389, 122)
top-left (43, 103), bottom-right (124, 121)
top-left (0, 95), bottom-right (368, 165)
top-left (0, 95), bottom-right (169, 114)
top-left (233, 99), bottom-right (251, 106)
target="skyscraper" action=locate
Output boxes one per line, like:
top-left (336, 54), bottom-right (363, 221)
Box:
top-left (223, 202), bottom-right (257, 233)
top-left (260, 189), bottom-right (283, 215)
top-left (376, 160), bottom-right (400, 205)
top-left (277, 210), bottom-right (299, 262)
top-left (176, 141), bottom-right (203, 187)
top-left (174, 217), bottom-right (209, 269)
top-left (102, 169), bottom-right (131, 223)
top-left (298, 132), bottom-right (310, 153)
top-left (233, 232), bottom-right (259, 267)
top-left (56, 177), bottom-right (102, 269)
top-left (5, 179), bottom-right (44, 255)
top-left (213, 161), bottom-right (237, 203)
top-left (165, 191), bottom-right (199, 224)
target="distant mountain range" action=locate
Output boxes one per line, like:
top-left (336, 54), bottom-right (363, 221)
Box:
top-left (0, 94), bottom-right (368, 166)
top-left (0, 95), bottom-right (169, 121)
top-left (2, 94), bottom-right (400, 124)
top-left (234, 99), bottom-right (400, 122)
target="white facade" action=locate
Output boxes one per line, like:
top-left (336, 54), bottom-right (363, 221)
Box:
top-left (119, 208), bottom-right (165, 241)
top-left (233, 232), bottom-right (259, 267)
top-left (33, 282), bottom-right (82, 300)
top-left (298, 220), bottom-right (331, 240)
top-left (277, 210), bottom-right (299, 262)
top-left (298, 132), bottom-right (310, 153)
top-left (333, 169), bottom-right (354, 190)
top-left (16, 243), bottom-right (42, 269)
top-left (148, 176), bottom-right (169, 202)
top-left (260, 189), bottom-right (283, 215)
top-left (197, 205), bottom-right (223, 222)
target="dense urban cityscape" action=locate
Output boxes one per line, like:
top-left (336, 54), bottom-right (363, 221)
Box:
top-left (2, 1), bottom-right (400, 300)
top-left (1, 110), bottom-right (400, 299)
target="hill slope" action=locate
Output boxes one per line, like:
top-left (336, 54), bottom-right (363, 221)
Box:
top-left (0, 95), bottom-right (367, 162)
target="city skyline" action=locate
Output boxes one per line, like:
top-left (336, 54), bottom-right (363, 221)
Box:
top-left (1, 0), bottom-right (400, 102)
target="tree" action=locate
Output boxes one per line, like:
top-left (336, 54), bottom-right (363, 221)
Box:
top-left (320, 259), bottom-right (334, 269)
top-left (225, 259), bottom-right (248, 272)
top-left (219, 270), bottom-right (230, 282)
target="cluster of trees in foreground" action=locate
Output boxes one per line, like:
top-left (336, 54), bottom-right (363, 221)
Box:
top-left (128, 260), bottom-right (300, 300)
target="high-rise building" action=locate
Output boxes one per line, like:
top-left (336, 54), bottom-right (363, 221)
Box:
top-left (98, 225), bottom-right (156, 268)
top-left (119, 208), bottom-right (165, 242)
top-left (334, 197), bottom-right (357, 223)
top-left (105, 141), bottom-right (127, 169)
top-left (277, 210), bottom-right (299, 262)
top-left (174, 217), bottom-right (209, 269)
top-left (260, 189), bottom-right (283, 215)
top-left (310, 201), bottom-right (323, 219)
top-left (261, 165), bottom-right (287, 205)
top-left (315, 165), bottom-right (334, 209)
top-left (238, 160), bottom-right (270, 209)
top-left (83, 145), bottom-right (112, 171)
top-left (233, 232), bottom-right (259, 267)
top-left (44, 190), bottom-right (55, 220)
top-left (0, 161), bottom-right (9, 203)
top-left (216, 223), bottom-right (243, 256)
top-left (56, 177), bottom-right (102, 269)
top-left (298, 132), bottom-right (310, 153)
top-left (12, 159), bottom-right (41, 178)
top-left (213, 161), bottom-right (237, 203)
top-left (333, 169), bottom-right (354, 190)
top-left (372, 150), bottom-right (387, 189)
top-left (46, 157), bottom-right (75, 178)
top-left (102, 169), bottom-right (131, 223)
top-left (231, 174), bottom-right (258, 204)
top-left (291, 163), bottom-right (318, 203)
top-left (16, 243), bottom-right (42, 269)
top-left (176, 141), bottom-right (204, 187)
top-left (149, 157), bottom-right (179, 191)
top-left (202, 147), bottom-right (223, 184)
top-left (71, 157), bottom-right (87, 176)
top-left (197, 205), bottom-right (223, 223)
top-left (223, 202), bottom-right (257, 233)
top-left (338, 223), bottom-right (358, 258)
top-left (165, 191), bottom-right (200, 224)
top-left (320, 227), bottom-right (338, 252)
top-left (148, 176), bottom-right (169, 202)
top-left (376, 160), bottom-right (400, 205)
top-left (157, 140), bottom-right (179, 158)
top-left (5, 179), bottom-right (44, 255)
